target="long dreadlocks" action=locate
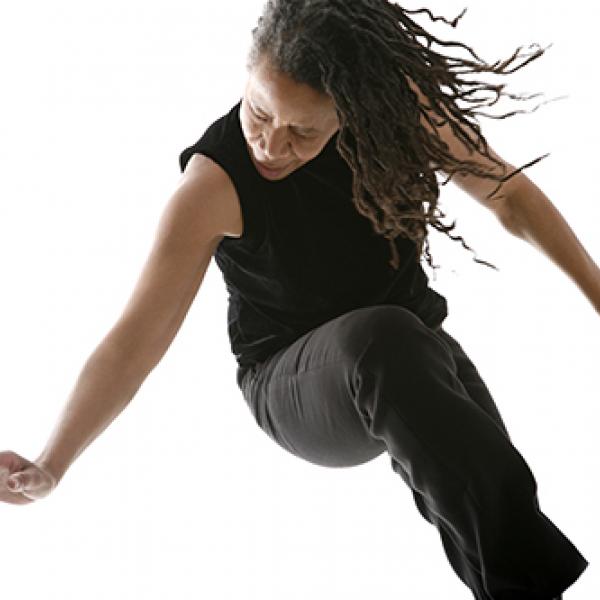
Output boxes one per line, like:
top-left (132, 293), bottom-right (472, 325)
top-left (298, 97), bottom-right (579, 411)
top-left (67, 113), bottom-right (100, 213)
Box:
top-left (247, 0), bottom-right (554, 270)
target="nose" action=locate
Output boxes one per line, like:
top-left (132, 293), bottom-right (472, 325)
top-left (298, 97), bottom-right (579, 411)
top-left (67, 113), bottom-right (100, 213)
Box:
top-left (259, 127), bottom-right (292, 161)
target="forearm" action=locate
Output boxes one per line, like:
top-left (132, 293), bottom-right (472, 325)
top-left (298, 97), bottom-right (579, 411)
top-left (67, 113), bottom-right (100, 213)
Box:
top-left (499, 177), bottom-right (600, 313)
top-left (35, 339), bottom-right (153, 483)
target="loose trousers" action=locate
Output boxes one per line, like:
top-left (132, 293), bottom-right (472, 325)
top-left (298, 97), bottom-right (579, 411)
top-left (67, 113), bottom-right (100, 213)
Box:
top-left (236, 305), bottom-right (588, 600)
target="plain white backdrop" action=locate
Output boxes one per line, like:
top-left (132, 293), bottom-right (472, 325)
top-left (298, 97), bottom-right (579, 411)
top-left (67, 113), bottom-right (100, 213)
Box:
top-left (1, 1), bottom-right (598, 599)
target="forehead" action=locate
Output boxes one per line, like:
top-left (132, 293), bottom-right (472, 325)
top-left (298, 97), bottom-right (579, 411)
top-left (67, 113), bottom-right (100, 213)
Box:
top-left (246, 61), bottom-right (332, 127)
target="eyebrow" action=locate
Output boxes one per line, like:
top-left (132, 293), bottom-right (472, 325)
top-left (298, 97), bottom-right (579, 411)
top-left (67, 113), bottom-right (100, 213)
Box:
top-left (251, 100), bottom-right (319, 133)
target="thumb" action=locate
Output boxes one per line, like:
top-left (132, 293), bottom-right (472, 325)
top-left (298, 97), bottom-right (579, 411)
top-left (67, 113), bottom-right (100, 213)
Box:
top-left (7, 474), bottom-right (24, 492)
top-left (7, 468), bottom-right (39, 493)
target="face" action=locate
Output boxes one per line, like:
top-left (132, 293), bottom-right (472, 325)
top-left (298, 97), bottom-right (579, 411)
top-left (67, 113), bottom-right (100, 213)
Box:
top-left (240, 57), bottom-right (341, 180)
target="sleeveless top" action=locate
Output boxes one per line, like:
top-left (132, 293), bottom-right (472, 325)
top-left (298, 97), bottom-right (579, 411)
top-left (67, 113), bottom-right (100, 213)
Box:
top-left (179, 99), bottom-right (448, 373)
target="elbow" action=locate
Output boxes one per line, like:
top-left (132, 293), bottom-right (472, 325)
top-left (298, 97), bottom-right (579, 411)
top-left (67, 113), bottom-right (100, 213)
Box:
top-left (493, 195), bottom-right (527, 240)
top-left (493, 174), bottom-right (552, 240)
top-left (496, 207), bottom-right (521, 238)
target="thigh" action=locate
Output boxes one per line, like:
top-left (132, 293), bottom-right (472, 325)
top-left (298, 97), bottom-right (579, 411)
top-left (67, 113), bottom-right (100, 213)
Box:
top-left (239, 306), bottom-right (403, 468)
top-left (239, 305), bottom-right (510, 468)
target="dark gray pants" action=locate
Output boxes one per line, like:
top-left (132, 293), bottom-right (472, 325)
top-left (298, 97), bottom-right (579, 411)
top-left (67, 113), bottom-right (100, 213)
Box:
top-left (237, 304), bottom-right (588, 600)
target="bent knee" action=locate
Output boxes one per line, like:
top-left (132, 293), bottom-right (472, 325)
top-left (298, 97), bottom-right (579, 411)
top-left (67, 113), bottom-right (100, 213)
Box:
top-left (336, 304), bottom-right (434, 362)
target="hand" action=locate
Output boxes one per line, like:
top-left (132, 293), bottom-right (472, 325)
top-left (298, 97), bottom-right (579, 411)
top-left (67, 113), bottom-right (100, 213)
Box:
top-left (0, 451), bottom-right (58, 505)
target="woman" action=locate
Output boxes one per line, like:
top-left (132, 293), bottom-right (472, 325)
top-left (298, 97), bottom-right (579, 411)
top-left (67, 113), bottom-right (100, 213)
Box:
top-left (0, 1), bottom-right (596, 598)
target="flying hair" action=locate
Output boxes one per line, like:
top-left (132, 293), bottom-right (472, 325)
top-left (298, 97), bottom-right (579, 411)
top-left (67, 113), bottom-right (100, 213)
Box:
top-left (247, 0), bottom-right (559, 271)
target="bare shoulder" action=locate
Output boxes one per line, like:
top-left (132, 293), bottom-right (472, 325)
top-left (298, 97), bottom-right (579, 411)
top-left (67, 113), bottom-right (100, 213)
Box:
top-left (181, 153), bottom-right (243, 239)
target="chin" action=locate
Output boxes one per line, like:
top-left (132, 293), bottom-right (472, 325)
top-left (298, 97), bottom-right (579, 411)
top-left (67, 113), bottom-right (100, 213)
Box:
top-left (255, 158), bottom-right (300, 180)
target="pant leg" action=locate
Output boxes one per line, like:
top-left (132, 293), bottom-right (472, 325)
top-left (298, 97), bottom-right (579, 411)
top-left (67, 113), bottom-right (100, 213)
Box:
top-left (238, 304), bottom-right (588, 600)
top-left (433, 327), bottom-right (511, 439)
top-left (411, 327), bottom-right (583, 600)
top-left (411, 326), bottom-right (511, 594)
top-left (238, 315), bottom-right (388, 468)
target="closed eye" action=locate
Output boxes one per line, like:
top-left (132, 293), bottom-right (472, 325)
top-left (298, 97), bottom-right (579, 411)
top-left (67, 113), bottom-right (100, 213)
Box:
top-left (250, 103), bottom-right (316, 139)
top-left (250, 106), bottom-right (268, 121)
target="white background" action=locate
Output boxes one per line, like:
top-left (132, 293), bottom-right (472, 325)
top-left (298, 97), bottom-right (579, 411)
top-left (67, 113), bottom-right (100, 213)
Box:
top-left (1, 1), bottom-right (598, 599)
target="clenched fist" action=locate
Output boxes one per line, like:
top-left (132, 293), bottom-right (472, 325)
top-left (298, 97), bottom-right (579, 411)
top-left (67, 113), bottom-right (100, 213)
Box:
top-left (0, 451), bottom-right (58, 504)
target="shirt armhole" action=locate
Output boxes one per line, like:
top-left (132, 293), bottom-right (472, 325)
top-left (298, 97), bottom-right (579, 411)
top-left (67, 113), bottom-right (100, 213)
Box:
top-left (179, 144), bottom-right (262, 248)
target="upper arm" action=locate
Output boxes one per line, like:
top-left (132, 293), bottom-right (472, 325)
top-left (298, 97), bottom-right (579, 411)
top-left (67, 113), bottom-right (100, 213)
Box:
top-left (405, 76), bottom-right (523, 214)
top-left (105, 154), bottom-right (238, 371)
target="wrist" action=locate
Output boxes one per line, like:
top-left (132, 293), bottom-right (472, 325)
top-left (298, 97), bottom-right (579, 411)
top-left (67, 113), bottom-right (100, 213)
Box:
top-left (34, 452), bottom-right (66, 486)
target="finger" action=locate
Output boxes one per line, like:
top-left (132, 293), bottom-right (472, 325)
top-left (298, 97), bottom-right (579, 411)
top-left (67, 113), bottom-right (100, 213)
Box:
top-left (0, 452), bottom-right (24, 471)
top-left (1, 486), bottom-right (35, 505)
top-left (7, 468), bottom-right (41, 493)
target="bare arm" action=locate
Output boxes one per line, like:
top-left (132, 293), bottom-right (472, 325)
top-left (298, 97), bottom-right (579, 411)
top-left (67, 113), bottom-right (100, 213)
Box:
top-left (34, 154), bottom-right (237, 484)
top-left (494, 176), bottom-right (600, 314)
top-left (406, 76), bottom-right (600, 314)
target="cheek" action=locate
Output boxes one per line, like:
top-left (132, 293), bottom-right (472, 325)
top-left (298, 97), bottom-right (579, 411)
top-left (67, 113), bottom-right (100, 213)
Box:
top-left (239, 106), bottom-right (259, 137)
top-left (293, 134), bottom-right (325, 155)
top-left (297, 140), bottom-right (328, 162)
top-left (296, 147), bottom-right (320, 162)
top-left (241, 116), bottom-right (260, 141)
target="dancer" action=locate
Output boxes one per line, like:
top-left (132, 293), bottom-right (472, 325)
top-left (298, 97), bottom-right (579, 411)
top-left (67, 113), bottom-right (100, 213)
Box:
top-left (1, 2), bottom-right (596, 598)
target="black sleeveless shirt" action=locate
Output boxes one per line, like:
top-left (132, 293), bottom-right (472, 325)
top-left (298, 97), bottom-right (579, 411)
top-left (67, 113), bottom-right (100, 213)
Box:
top-left (179, 100), bottom-right (448, 371)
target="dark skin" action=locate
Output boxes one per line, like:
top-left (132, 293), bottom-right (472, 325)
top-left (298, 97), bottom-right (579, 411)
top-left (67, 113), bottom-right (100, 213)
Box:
top-left (1, 56), bottom-right (598, 505)
top-left (240, 56), bottom-right (600, 314)
top-left (239, 56), bottom-right (341, 183)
